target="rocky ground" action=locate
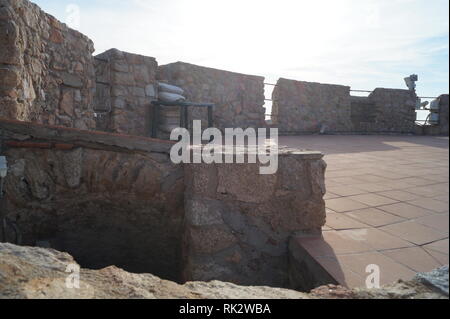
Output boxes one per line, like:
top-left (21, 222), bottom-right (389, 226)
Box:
top-left (0, 243), bottom-right (447, 299)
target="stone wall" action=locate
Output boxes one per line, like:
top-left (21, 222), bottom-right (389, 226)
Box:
top-left (352, 88), bottom-right (417, 133)
top-left (157, 62), bottom-right (266, 132)
top-left (271, 78), bottom-right (418, 134)
top-left (437, 94), bottom-right (449, 135)
top-left (0, 119), bottom-right (327, 286)
top-left (94, 49), bottom-right (158, 136)
top-left (182, 148), bottom-right (327, 287)
top-left (0, 119), bottom-right (184, 281)
top-left (0, 0), bottom-right (95, 130)
top-left (418, 94), bottom-right (450, 136)
top-left (272, 78), bottom-right (353, 134)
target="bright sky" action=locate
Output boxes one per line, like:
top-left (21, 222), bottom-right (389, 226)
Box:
top-left (33, 0), bottom-right (449, 98)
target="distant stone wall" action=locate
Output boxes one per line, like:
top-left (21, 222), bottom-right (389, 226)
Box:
top-left (0, 119), bottom-right (184, 281)
top-left (438, 94), bottom-right (449, 135)
top-left (353, 88), bottom-right (417, 133)
top-left (272, 78), bottom-right (418, 134)
top-left (182, 149), bottom-right (326, 287)
top-left (157, 62), bottom-right (266, 132)
top-left (418, 94), bottom-right (450, 136)
top-left (0, 0), bottom-right (95, 129)
top-left (94, 49), bottom-right (158, 136)
top-left (272, 78), bottom-right (352, 134)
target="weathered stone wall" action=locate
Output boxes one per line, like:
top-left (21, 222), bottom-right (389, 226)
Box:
top-left (438, 94), bottom-right (449, 135)
top-left (353, 88), bottom-right (417, 133)
top-left (0, 0), bottom-right (95, 129)
top-left (182, 148), bottom-right (326, 287)
top-left (0, 119), bottom-right (184, 281)
top-left (94, 49), bottom-right (158, 136)
top-left (272, 78), bottom-right (353, 134)
top-left (418, 94), bottom-right (450, 136)
top-left (157, 62), bottom-right (266, 132)
top-left (272, 78), bottom-right (418, 134)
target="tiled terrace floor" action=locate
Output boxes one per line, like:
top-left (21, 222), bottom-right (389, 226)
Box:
top-left (280, 135), bottom-right (449, 288)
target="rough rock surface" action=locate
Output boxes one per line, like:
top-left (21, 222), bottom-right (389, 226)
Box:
top-left (0, 0), bottom-right (96, 129)
top-left (354, 88), bottom-right (417, 133)
top-left (157, 62), bottom-right (266, 132)
top-left (0, 119), bottom-right (184, 282)
top-left (0, 243), bottom-right (447, 299)
top-left (183, 147), bottom-right (328, 287)
top-left (272, 78), bottom-right (353, 134)
top-left (271, 78), bottom-right (418, 134)
top-left (94, 49), bottom-right (158, 136)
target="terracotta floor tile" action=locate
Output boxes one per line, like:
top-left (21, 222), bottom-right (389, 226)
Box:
top-left (281, 135), bottom-right (449, 288)
top-left (382, 247), bottom-right (442, 273)
top-left (426, 174), bottom-right (450, 183)
top-left (348, 194), bottom-right (398, 207)
top-left (415, 213), bottom-right (449, 235)
top-left (379, 221), bottom-right (447, 246)
top-left (399, 177), bottom-right (439, 187)
top-left (324, 177), bottom-right (366, 185)
top-left (337, 228), bottom-right (414, 251)
top-left (378, 202), bottom-right (434, 219)
top-left (297, 231), bottom-right (373, 257)
top-left (386, 180), bottom-right (423, 190)
top-left (404, 184), bottom-right (449, 197)
top-left (352, 183), bottom-right (395, 193)
top-left (345, 208), bottom-right (405, 227)
top-left (376, 190), bottom-right (421, 202)
top-left (407, 198), bottom-right (449, 213)
top-left (424, 249), bottom-right (449, 266)
top-left (433, 194), bottom-right (449, 203)
top-left (336, 252), bottom-right (416, 287)
top-left (422, 239), bottom-right (449, 255)
top-left (326, 198), bottom-right (369, 213)
top-left (326, 186), bottom-right (367, 197)
top-left (324, 192), bottom-right (341, 200)
top-left (314, 256), bottom-right (365, 288)
top-left (326, 212), bottom-right (369, 230)
top-left (353, 175), bottom-right (390, 183)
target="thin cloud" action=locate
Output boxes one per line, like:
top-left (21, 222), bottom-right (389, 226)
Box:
top-left (32, 0), bottom-right (449, 96)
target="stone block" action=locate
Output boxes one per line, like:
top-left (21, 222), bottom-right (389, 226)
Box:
top-left (59, 72), bottom-right (83, 89)
top-left (183, 147), bottom-right (326, 287)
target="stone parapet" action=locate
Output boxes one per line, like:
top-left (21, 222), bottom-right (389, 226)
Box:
top-left (94, 49), bottom-right (158, 136)
top-left (182, 147), bottom-right (326, 287)
top-left (157, 62), bottom-right (266, 132)
top-left (0, 0), bottom-right (96, 129)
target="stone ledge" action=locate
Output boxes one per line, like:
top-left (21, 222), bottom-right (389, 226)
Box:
top-left (0, 118), bottom-right (175, 154)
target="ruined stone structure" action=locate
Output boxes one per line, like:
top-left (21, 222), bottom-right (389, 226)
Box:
top-left (0, 0), bottom-right (448, 296)
top-left (0, 0), bottom-right (96, 130)
top-left (351, 88), bottom-right (417, 133)
top-left (0, 118), bottom-right (326, 287)
top-left (157, 62), bottom-right (266, 132)
top-left (419, 94), bottom-right (449, 136)
top-left (183, 149), bottom-right (326, 286)
top-left (272, 78), bottom-right (353, 134)
top-left (438, 94), bottom-right (449, 135)
top-left (272, 78), bottom-right (418, 134)
top-left (0, 119), bottom-right (184, 281)
top-left (94, 49), bottom-right (158, 136)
